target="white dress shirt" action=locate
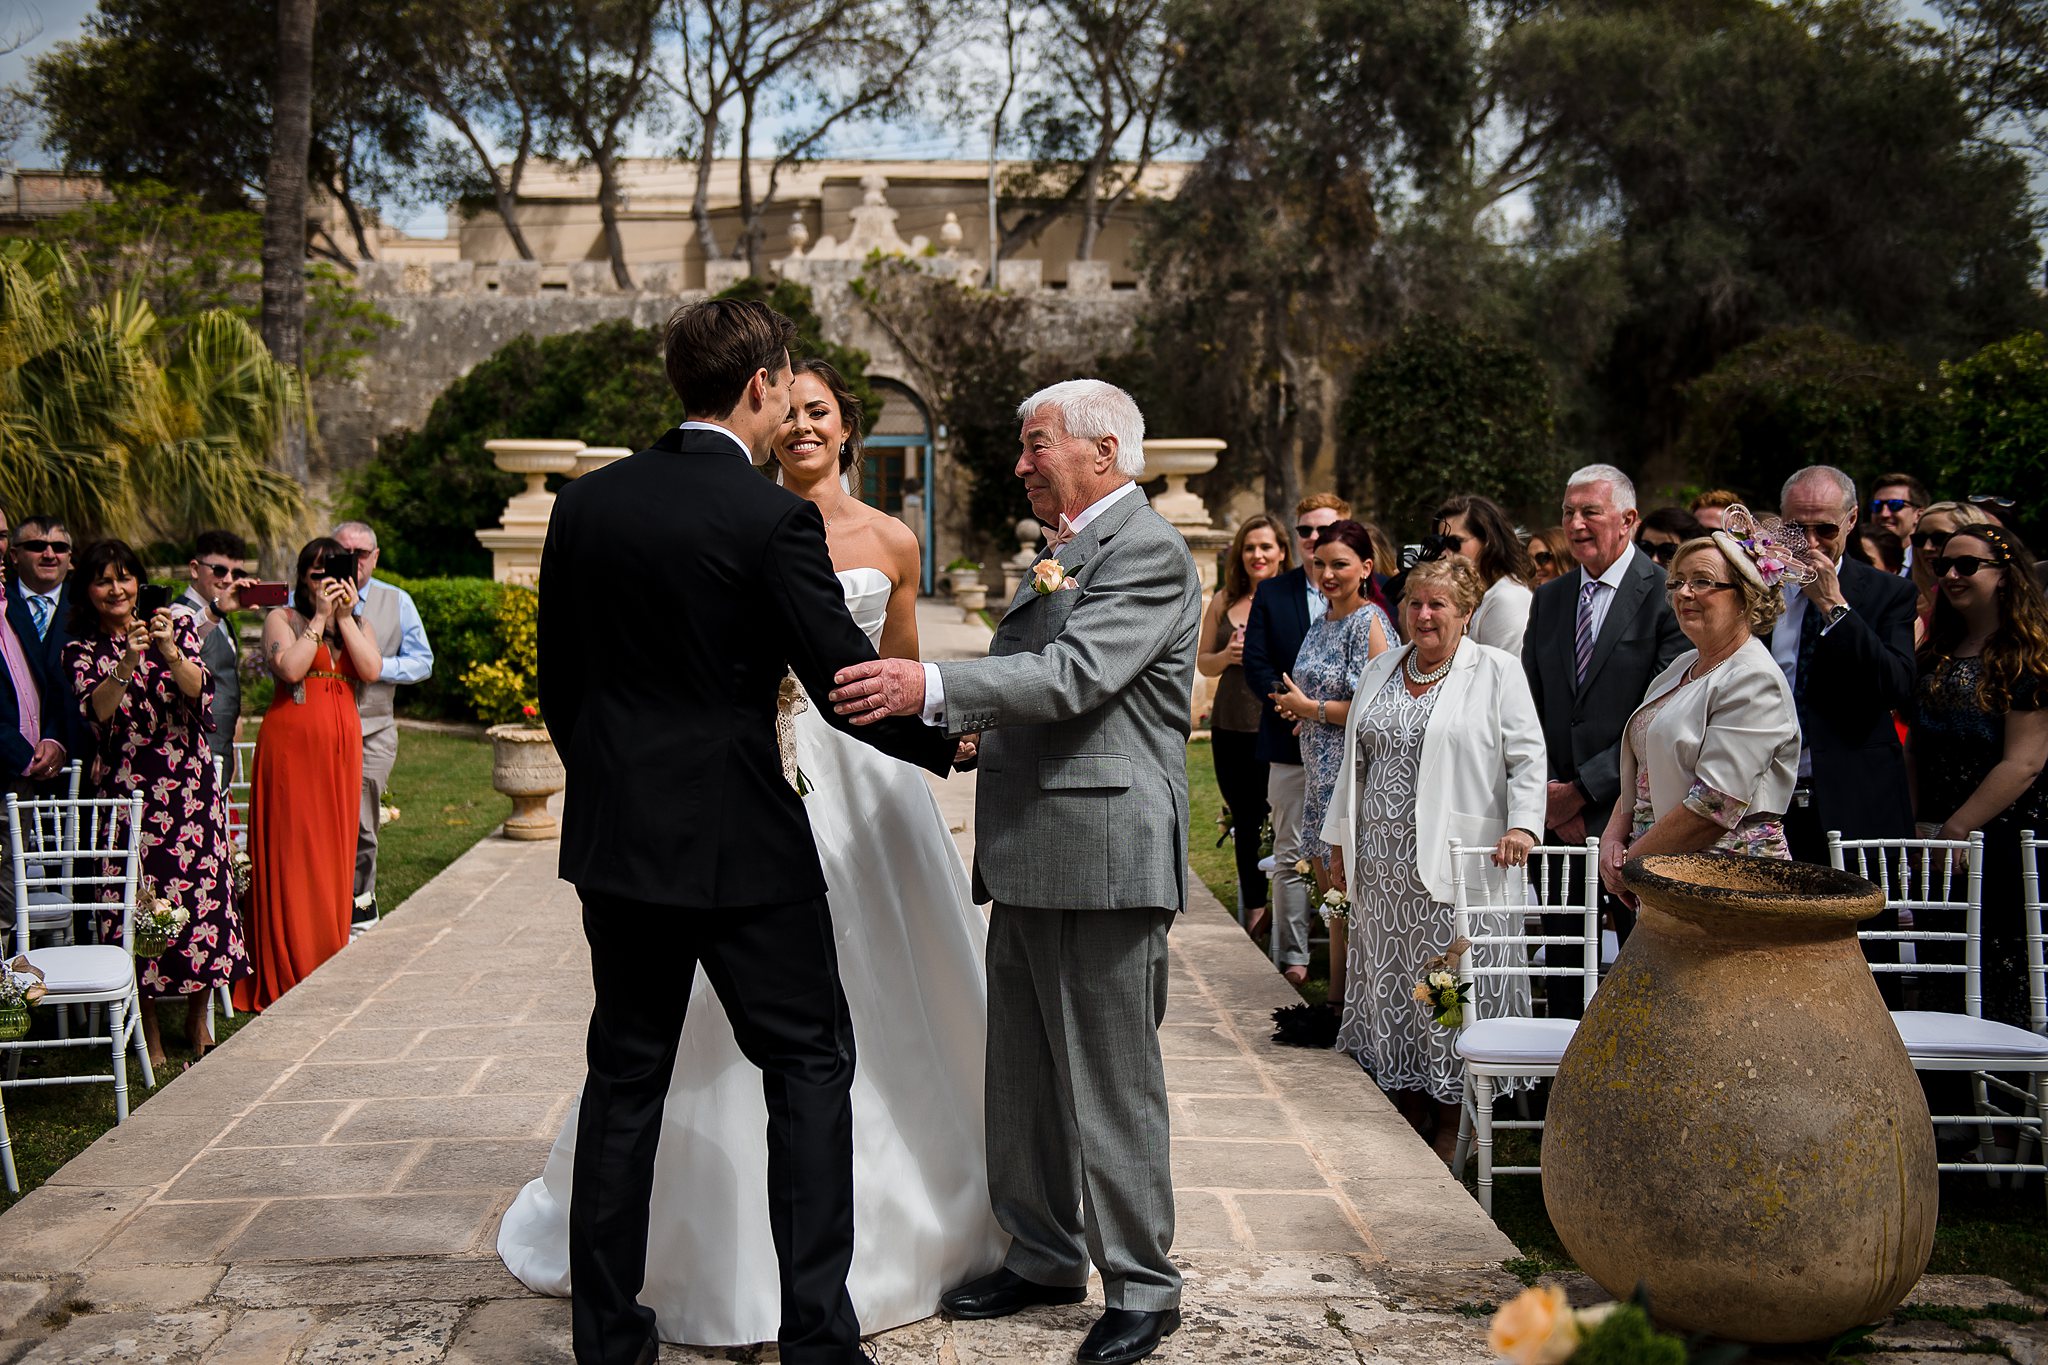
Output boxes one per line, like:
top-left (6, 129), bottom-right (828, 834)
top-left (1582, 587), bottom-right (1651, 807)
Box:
top-left (1305, 576), bottom-right (1328, 626)
top-left (680, 420), bottom-right (754, 461)
top-left (921, 481), bottom-right (1144, 725)
top-left (1576, 540), bottom-right (1639, 646)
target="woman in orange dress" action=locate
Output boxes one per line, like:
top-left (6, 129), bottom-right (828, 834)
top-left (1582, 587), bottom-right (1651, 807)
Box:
top-left (233, 538), bottom-right (382, 1013)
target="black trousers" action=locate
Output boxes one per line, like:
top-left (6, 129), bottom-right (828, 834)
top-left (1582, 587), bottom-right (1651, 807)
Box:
top-left (1211, 728), bottom-right (1270, 912)
top-left (572, 890), bottom-right (860, 1365)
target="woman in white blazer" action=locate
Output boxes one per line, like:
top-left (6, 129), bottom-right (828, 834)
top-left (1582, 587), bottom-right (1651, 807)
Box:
top-left (1433, 493), bottom-right (1536, 657)
top-left (1321, 556), bottom-right (1547, 1162)
top-left (1597, 526), bottom-right (1801, 903)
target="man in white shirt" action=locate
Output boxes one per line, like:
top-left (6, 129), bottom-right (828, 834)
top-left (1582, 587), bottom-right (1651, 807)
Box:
top-left (1867, 472), bottom-right (1929, 576)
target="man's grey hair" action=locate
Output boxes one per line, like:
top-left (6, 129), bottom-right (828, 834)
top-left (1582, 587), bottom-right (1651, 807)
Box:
top-left (1565, 463), bottom-right (1637, 512)
top-left (1017, 379), bottom-right (1147, 478)
top-left (1781, 465), bottom-right (1858, 516)
top-left (331, 521), bottom-right (379, 549)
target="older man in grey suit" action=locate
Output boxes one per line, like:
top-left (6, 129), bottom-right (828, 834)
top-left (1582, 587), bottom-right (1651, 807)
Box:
top-left (832, 380), bottom-right (1199, 1365)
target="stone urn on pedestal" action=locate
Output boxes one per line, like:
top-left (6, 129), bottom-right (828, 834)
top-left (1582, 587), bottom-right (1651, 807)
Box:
top-left (1542, 852), bottom-right (1937, 1343)
top-left (485, 721), bottom-right (565, 841)
top-left (476, 438), bottom-right (585, 585)
top-left (1140, 439), bottom-right (1233, 728)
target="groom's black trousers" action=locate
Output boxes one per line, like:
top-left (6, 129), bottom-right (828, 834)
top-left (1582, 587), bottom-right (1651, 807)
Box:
top-left (571, 891), bottom-right (861, 1365)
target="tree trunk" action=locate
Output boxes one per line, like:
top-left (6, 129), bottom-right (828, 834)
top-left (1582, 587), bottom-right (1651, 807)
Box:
top-left (261, 0), bottom-right (316, 485)
top-left (738, 91), bottom-right (759, 277)
top-left (690, 110), bottom-right (722, 264)
top-left (1075, 156), bottom-right (1104, 262)
top-left (592, 147), bottom-right (634, 289)
top-left (491, 179), bottom-right (535, 261)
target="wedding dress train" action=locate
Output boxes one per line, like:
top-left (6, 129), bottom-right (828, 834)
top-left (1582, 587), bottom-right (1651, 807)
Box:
top-left (497, 567), bottom-right (1005, 1344)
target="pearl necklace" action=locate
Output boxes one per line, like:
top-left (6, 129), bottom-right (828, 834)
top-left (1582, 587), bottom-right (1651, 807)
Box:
top-left (1403, 643), bottom-right (1456, 687)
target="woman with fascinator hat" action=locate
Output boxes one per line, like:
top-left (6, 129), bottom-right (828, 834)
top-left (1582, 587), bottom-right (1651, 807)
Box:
top-left (1909, 522), bottom-right (2048, 1028)
top-left (1597, 508), bottom-right (1805, 903)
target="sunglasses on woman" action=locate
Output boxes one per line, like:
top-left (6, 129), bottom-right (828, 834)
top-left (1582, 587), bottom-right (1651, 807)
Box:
top-left (1912, 529), bottom-right (1953, 553)
top-left (1531, 550), bottom-right (1555, 568)
top-left (1638, 539), bottom-right (1680, 565)
top-left (1932, 555), bottom-right (2007, 579)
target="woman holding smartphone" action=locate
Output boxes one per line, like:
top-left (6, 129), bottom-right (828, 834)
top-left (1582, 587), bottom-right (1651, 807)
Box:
top-left (234, 538), bottom-right (381, 1013)
top-left (64, 539), bottom-right (247, 1067)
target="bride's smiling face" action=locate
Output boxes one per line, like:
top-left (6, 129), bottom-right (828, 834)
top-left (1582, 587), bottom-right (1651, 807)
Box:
top-left (775, 372), bottom-right (847, 480)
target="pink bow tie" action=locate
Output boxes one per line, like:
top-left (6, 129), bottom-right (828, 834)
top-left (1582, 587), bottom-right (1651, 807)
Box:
top-left (1044, 516), bottom-right (1078, 551)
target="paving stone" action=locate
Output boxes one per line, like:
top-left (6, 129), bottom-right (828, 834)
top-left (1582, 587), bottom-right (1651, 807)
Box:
top-left (45, 1113), bottom-right (238, 1189)
top-left (329, 1094), bottom-right (561, 1144)
top-left (76, 1265), bottom-right (226, 1312)
top-left (1904, 1275), bottom-right (2047, 1309)
top-left (14, 1308), bottom-right (231, 1364)
top-left (1173, 1139), bottom-right (1327, 1191)
top-left (0, 1281), bottom-right (49, 1335)
top-left (222, 1193), bottom-right (500, 1263)
top-left (1163, 1055), bottom-right (1268, 1095)
top-left (1158, 1299), bottom-right (1366, 1363)
top-left (303, 1029), bottom-right (425, 1064)
top-left (1367, 1267), bottom-right (1527, 1314)
top-left (442, 1297), bottom-right (573, 1364)
top-left (139, 1063), bottom-right (290, 1117)
top-left (296, 1300), bottom-right (465, 1362)
top-left (396, 1139), bottom-right (557, 1193)
top-left (1236, 1193), bottom-right (1373, 1254)
top-left (162, 1142), bottom-right (419, 1201)
top-left (407, 1025), bottom-right (583, 1059)
top-left (0, 1187), bottom-right (152, 1273)
top-left (473, 1055), bottom-right (587, 1095)
top-left (1330, 1301), bottom-right (1494, 1363)
top-left (1176, 1252), bottom-right (1384, 1299)
top-left (90, 1200), bottom-right (262, 1268)
top-left (270, 1059), bottom-right (487, 1103)
top-left (1979, 1320), bottom-right (2048, 1365)
top-left (367, 973), bottom-right (477, 1003)
top-left (213, 1258), bottom-right (524, 1308)
top-left (1867, 1319), bottom-right (1985, 1351)
top-left (205, 1019), bottom-right (334, 1063)
top-left (1336, 1178), bottom-right (1517, 1267)
top-left (1157, 1023), bottom-right (1247, 1059)
top-left (218, 1102), bottom-right (353, 1147)
top-left (948, 1303), bottom-right (1105, 1364)
top-left (197, 1307), bottom-right (320, 1363)
top-left (1174, 1096), bottom-right (1298, 1141)
top-left (1172, 1190), bottom-right (1248, 1251)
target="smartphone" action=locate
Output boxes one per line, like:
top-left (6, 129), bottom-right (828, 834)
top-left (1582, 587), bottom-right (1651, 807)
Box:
top-left (319, 549), bottom-right (361, 582)
top-left (137, 583), bottom-right (172, 616)
top-left (238, 582), bottom-right (290, 610)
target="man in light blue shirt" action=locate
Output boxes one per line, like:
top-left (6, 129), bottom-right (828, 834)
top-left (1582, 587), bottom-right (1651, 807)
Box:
top-left (335, 522), bottom-right (434, 928)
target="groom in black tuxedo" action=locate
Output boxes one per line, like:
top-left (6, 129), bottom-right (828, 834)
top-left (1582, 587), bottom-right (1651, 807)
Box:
top-left (538, 298), bottom-right (954, 1365)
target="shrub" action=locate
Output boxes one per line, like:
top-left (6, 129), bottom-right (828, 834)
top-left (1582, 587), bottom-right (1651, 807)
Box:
top-left (1937, 331), bottom-right (2048, 546)
top-left (458, 586), bottom-right (538, 727)
top-left (380, 573), bottom-right (510, 722)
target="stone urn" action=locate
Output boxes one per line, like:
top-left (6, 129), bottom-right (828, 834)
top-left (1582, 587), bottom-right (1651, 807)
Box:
top-left (485, 724), bottom-right (565, 841)
top-left (1138, 438), bottom-right (1225, 530)
top-left (571, 445), bottom-right (633, 479)
top-left (1542, 852), bottom-right (1936, 1343)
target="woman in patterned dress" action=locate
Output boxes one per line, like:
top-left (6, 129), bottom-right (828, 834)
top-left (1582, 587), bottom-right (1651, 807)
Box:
top-left (64, 539), bottom-right (247, 1067)
top-left (1597, 532), bottom-right (1801, 908)
top-left (1268, 520), bottom-right (1392, 988)
top-left (1320, 556), bottom-right (1547, 1161)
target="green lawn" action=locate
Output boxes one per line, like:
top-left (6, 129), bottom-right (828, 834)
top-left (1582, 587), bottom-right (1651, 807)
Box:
top-left (0, 726), bottom-right (502, 1213)
top-left (1186, 737), bottom-right (2048, 1298)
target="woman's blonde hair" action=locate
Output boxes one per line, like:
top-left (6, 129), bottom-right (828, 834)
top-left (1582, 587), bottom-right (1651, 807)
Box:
top-left (1403, 555), bottom-right (1485, 616)
top-left (1675, 537), bottom-right (1784, 634)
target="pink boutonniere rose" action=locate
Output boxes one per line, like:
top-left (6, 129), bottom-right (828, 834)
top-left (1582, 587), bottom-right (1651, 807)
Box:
top-left (1032, 559), bottom-right (1080, 595)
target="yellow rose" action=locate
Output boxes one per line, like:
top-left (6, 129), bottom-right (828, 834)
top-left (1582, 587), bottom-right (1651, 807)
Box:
top-left (1488, 1286), bottom-right (1580, 1365)
top-left (1031, 560), bottom-right (1068, 594)
top-left (1411, 980), bottom-right (1433, 1003)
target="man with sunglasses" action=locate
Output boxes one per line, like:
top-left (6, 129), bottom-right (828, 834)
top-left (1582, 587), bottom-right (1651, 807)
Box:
top-left (1770, 467), bottom-right (1917, 882)
top-left (1868, 473), bottom-right (1929, 575)
top-left (1241, 491), bottom-right (1347, 978)
top-left (179, 530), bottom-right (253, 773)
top-left (5, 515), bottom-right (83, 767)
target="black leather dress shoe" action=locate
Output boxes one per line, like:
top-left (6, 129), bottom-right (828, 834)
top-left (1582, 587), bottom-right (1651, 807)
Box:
top-left (630, 1332), bottom-right (659, 1365)
top-left (1077, 1307), bottom-right (1180, 1365)
top-left (939, 1267), bottom-right (1088, 1320)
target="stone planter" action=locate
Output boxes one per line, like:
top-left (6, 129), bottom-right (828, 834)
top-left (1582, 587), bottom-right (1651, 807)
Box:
top-left (955, 583), bottom-right (988, 620)
top-left (948, 568), bottom-right (982, 595)
top-left (486, 724), bottom-right (566, 841)
top-left (1138, 438), bottom-right (1226, 530)
top-left (1542, 852), bottom-right (1936, 1343)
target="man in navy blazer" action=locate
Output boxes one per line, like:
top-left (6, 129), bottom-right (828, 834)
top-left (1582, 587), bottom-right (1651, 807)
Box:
top-left (1241, 492), bottom-right (1346, 981)
top-left (6, 515), bottom-right (78, 766)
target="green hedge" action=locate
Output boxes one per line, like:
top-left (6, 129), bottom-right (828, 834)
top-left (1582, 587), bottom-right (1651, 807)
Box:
top-left (378, 573), bottom-right (513, 723)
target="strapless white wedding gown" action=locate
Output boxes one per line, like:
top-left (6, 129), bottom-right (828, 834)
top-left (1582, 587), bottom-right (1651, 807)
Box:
top-left (497, 567), bottom-right (1005, 1345)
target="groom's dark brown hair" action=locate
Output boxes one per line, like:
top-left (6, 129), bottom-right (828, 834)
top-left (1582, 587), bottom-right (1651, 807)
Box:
top-left (662, 298), bottom-right (799, 420)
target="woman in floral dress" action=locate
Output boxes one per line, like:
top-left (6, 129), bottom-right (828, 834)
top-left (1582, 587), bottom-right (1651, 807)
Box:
top-left (1268, 520), bottom-right (1393, 992)
top-left (65, 539), bottom-right (247, 1067)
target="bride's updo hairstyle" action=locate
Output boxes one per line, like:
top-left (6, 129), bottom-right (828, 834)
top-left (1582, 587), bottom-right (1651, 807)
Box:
top-left (790, 357), bottom-right (866, 481)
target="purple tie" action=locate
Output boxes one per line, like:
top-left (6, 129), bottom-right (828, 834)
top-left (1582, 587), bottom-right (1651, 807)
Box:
top-left (1574, 580), bottom-right (1600, 688)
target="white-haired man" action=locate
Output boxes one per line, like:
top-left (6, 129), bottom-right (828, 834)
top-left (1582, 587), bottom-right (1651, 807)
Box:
top-left (830, 379), bottom-right (1199, 1365)
top-left (333, 521), bottom-right (434, 929)
top-left (1522, 463), bottom-right (1685, 1016)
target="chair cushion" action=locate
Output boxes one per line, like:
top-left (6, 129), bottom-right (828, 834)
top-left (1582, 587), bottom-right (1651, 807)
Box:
top-left (1892, 1010), bottom-right (2048, 1061)
top-left (1457, 1016), bottom-right (1578, 1066)
top-left (23, 944), bottom-right (135, 996)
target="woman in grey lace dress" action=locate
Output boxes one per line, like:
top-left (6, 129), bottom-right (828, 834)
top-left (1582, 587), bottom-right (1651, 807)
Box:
top-left (1321, 557), bottom-right (1547, 1163)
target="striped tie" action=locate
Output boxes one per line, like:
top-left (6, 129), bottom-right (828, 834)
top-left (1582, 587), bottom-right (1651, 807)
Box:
top-left (1574, 580), bottom-right (1600, 688)
top-left (26, 594), bottom-right (50, 640)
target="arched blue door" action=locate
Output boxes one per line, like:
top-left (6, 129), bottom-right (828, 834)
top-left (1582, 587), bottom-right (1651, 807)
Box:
top-left (862, 378), bottom-right (937, 594)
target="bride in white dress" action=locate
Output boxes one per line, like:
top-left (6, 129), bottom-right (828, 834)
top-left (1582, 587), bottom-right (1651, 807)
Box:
top-left (497, 362), bottom-right (1006, 1344)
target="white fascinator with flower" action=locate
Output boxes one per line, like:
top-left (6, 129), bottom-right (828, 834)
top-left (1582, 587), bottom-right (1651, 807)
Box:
top-left (1709, 504), bottom-right (1818, 592)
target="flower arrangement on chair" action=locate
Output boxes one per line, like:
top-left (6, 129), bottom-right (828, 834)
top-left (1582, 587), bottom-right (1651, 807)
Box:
top-left (0, 958), bottom-right (45, 1041)
top-left (1411, 938), bottom-right (1472, 1028)
top-left (131, 882), bottom-right (190, 959)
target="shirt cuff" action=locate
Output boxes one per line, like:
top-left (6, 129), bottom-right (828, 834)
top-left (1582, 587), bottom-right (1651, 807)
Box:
top-left (920, 663), bottom-right (946, 727)
top-left (381, 656), bottom-right (400, 682)
top-left (1819, 605), bottom-right (1851, 636)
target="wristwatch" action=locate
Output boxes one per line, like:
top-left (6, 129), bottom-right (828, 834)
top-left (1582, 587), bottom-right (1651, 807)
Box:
top-left (1819, 603), bottom-right (1852, 634)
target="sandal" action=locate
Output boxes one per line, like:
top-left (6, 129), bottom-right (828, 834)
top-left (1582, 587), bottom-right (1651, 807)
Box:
top-left (1245, 909), bottom-right (1271, 941)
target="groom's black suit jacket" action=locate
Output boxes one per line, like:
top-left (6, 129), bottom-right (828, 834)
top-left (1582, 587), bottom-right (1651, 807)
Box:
top-left (538, 425), bottom-right (953, 908)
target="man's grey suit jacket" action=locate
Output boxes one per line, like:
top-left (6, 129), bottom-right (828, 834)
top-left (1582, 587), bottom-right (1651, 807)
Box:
top-left (937, 490), bottom-right (1201, 913)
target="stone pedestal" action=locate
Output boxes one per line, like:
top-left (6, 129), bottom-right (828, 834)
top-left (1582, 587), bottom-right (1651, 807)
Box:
top-left (1141, 439), bottom-right (1231, 727)
top-left (486, 726), bottom-right (564, 840)
top-left (476, 439), bottom-right (585, 586)
top-left (572, 446), bottom-right (632, 479)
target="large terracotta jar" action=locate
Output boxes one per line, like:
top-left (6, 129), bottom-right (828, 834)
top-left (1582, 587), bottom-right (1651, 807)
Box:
top-left (1542, 852), bottom-right (1936, 1343)
top-left (486, 724), bottom-right (565, 841)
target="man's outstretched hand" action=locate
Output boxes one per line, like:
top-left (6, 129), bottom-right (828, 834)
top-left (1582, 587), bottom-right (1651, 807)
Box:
top-left (829, 658), bottom-right (926, 725)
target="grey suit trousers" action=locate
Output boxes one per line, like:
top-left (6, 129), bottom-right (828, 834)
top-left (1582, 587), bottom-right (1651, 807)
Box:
top-left (355, 722), bottom-right (398, 901)
top-left (986, 902), bottom-right (1180, 1311)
